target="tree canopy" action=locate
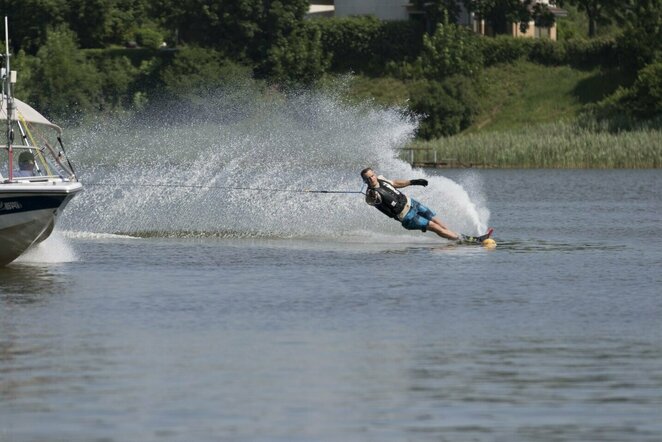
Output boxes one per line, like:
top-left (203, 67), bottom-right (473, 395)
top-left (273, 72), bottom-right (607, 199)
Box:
top-left (463, 0), bottom-right (532, 34)
top-left (556, 0), bottom-right (618, 37)
top-left (1, 0), bottom-right (659, 131)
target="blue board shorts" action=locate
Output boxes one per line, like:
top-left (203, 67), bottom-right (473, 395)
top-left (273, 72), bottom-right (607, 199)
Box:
top-left (401, 199), bottom-right (436, 231)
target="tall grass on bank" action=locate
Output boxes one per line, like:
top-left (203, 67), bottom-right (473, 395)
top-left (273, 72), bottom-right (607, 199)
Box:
top-left (409, 121), bottom-right (662, 168)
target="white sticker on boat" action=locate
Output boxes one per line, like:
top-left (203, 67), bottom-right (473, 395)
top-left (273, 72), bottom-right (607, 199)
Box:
top-left (0, 201), bottom-right (22, 211)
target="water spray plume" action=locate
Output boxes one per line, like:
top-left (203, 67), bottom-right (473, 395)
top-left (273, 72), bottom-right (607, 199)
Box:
top-left (61, 85), bottom-right (489, 240)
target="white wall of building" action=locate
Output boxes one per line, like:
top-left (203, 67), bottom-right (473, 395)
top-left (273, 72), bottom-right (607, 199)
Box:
top-left (334, 0), bottom-right (409, 21)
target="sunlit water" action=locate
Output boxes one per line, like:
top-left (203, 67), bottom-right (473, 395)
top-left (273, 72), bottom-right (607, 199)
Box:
top-left (1, 89), bottom-right (661, 441)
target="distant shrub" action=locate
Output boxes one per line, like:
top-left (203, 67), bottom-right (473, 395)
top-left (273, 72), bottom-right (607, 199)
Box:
top-left (420, 23), bottom-right (483, 79)
top-left (308, 16), bottom-right (382, 72)
top-left (479, 36), bottom-right (618, 68)
top-left (616, 28), bottom-right (662, 73)
top-left (261, 25), bottom-right (330, 86)
top-left (19, 26), bottom-right (102, 120)
top-left (11, 50), bottom-right (37, 102)
top-left (83, 47), bottom-right (175, 68)
top-left (590, 62), bottom-right (662, 120)
top-left (563, 38), bottom-right (617, 68)
top-left (308, 16), bottom-right (423, 74)
top-left (385, 59), bottom-right (425, 81)
top-left (160, 47), bottom-right (252, 97)
top-left (377, 20), bottom-right (425, 64)
top-left (629, 62), bottom-right (662, 117)
top-left (480, 35), bottom-right (533, 66)
top-left (528, 39), bottom-right (566, 65)
top-left (135, 26), bottom-right (164, 50)
top-left (146, 47), bottom-right (261, 122)
top-left (96, 56), bottom-right (139, 110)
top-left (409, 76), bottom-right (480, 139)
top-left (614, 3), bottom-right (662, 73)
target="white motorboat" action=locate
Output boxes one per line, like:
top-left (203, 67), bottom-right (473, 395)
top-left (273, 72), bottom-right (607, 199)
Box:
top-left (0, 17), bottom-right (82, 266)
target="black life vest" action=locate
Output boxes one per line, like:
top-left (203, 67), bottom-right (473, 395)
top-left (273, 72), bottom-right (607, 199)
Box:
top-left (369, 179), bottom-right (408, 220)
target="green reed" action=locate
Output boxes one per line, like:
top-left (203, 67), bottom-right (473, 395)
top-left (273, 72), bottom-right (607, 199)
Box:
top-left (409, 121), bottom-right (662, 168)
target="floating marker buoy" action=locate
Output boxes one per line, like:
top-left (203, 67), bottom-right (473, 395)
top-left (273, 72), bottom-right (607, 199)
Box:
top-left (482, 238), bottom-right (497, 248)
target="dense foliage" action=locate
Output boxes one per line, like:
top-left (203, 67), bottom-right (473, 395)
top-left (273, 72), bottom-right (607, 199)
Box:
top-left (420, 23), bottom-right (484, 79)
top-left (307, 16), bottom-right (423, 74)
top-left (556, 0), bottom-right (618, 37)
top-left (588, 62), bottom-right (662, 120)
top-left (13, 26), bottom-right (101, 118)
top-left (0, 0), bottom-right (659, 136)
top-left (409, 76), bottom-right (481, 139)
top-left (463, 0), bottom-right (533, 34)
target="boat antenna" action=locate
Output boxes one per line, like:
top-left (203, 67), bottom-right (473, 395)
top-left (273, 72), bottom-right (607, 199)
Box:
top-left (3, 16), bottom-right (14, 181)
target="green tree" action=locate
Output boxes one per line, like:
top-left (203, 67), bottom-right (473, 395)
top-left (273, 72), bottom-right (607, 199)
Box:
top-left (592, 61), bottom-right (662, 120)
top-left (626, 62), bottom-right (662, 117)
top-left (156, 46), bottom-right (257, 120)
top-left (134, 25), bottom-right (164, 49)
top-left (531, 2), bottom-right (556, 29)
top-left (0, 0), bottom-right (69, 53)
top-left (613, 0), bottom-right (661, 70)
top-left (11, 50), bottom-right (38, 101)
top-left (310, 16), bottom-right (383, 72)
top-left (153, 0), bottom-right (308, 60)
top-left (261, 24), bottom-right (330, 86)
top-left (420, 22), bottom-right (483, 79)
top-left (2, 0), bottom-right (157, 50)
top-left (23, 26), bottom-right (101, 118)
top-left (412, 0), bottom-right (461, 33)
top-left (556, 0), bottom-right (618, 37)
top-left (107, 0), bottom-right (155, 45)
top-left (65, 0), bottom-right (113, 48)
top-left (409, 76), bottom-right (480, 138)
top-left (96, 56), bottom-right (139, 110)
top-left (161, 47), bottom-right (241, 93)
top-left (463, 0), bottom-right (533, 35)
top-left (154, 0), bottom-right (259, 55)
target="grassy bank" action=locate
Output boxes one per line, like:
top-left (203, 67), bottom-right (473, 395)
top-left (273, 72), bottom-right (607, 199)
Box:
top-left (348, 62), bottom-right (660, 168)
top-left (409, 121), bottom-right (662, 168)
top-left (469, 61), bottom-right (626, 132)
top-left (348, 61), bottom-right (627, 130)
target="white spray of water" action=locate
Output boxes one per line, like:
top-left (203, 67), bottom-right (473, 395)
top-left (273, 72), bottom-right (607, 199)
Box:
top-left (62, 231), bottom-right (140, 240)
top-left (60, 85), bottom-right (489, 240)
top-left (15, 232), bottom-right (77, 263)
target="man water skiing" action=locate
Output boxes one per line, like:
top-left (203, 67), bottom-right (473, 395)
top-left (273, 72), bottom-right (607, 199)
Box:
top-left (360, 167), bottom-right (492, 243)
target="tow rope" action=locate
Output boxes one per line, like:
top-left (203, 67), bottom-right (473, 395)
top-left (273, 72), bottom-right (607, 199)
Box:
top-left (85, 182), bottom-right (366, 194)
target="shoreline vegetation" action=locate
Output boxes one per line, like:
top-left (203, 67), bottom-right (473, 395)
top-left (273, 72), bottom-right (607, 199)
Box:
top-left (350, 60), bottom-right (661, 168)
top-left (4, 1), bottom-right (661, 168)
top-left (408, 120), bottom-right (661, 169)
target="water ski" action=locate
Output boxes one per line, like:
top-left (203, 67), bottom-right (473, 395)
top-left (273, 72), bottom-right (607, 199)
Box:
top-left (460, 228), bottom-right (495, 247)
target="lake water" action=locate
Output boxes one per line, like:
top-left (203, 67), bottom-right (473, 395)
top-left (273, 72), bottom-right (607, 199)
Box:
top-left (1, 168), bottom-right (660, 441)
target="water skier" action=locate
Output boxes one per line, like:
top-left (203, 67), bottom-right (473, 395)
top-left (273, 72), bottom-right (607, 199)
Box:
top-left (360, 167), bottom-right (492, 243)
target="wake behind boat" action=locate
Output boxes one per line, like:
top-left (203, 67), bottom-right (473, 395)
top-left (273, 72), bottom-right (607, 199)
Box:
top-left (0, 17), bottom-right (81, 266)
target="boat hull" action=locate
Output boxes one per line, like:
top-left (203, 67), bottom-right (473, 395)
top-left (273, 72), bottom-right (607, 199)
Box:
top-left (0, 183), bottom-right (81, 266)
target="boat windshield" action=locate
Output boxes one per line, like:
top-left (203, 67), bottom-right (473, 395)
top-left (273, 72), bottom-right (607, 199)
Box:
top-left (1, 118), bottom-right (74, 182)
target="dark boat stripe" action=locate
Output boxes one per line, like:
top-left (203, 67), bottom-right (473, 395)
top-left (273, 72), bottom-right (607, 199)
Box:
top-left (0, 195), bottom-right (67, 214)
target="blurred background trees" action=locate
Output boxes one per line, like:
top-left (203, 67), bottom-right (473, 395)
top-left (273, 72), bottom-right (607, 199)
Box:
top-left (0, 0), bottom-right (658, 134)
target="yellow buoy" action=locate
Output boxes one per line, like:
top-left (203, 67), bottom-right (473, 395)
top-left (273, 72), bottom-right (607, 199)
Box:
top-left (482, 238), bottom-right (497, 248)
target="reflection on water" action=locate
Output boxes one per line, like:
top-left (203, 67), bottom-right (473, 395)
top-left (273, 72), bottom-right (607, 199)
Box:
top-left (0, 265), bottom-right (67, 301)
top-left (0, 265), bottom-right (63, 406)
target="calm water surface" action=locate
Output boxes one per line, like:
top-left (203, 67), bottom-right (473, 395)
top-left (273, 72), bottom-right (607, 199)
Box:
top-left (1, 169), bottom-right (661, 441)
